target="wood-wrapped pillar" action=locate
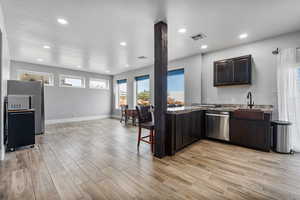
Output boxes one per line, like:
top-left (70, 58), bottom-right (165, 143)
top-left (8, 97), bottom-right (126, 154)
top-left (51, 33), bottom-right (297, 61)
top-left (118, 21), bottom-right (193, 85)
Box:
top-left (154, 21), bottom-right (168, 158)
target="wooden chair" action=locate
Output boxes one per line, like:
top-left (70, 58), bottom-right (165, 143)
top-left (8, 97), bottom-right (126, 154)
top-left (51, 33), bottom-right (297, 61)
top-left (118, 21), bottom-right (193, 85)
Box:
top-left (136, 105), bottom-right (155, 153)
top-left (120, 105), bottom-right (128, 123)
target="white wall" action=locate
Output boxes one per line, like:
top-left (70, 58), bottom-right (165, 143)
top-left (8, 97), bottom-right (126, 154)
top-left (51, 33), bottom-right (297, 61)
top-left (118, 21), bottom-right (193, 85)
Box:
top-left (10, 61), bottom-right (112, 124)
top-left (112, 54), bottom-right (202, 117)
top-left (112, 31), bottom-right (300, 120)
top-left (0, 4), bottom-right (10, 160)
top-left (202, 31), bottom-right (300, 119)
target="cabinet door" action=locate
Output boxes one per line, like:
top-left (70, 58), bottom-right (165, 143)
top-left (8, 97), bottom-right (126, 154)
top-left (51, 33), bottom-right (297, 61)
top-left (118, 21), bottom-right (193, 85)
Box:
top-left (190, 111), bottom-right (203, 141)
top-left (230, 118), bottom-right (243, 145)
top-left (166, 114), bottom-right (176, 155)
top-left (214, 60), bottom-right (234, 86)
top-left (175, 114), bottom-right (184, 150)
top-left (233, 56), bottom-right (251, 84)
top-left (182, 113), bottom-right (192, 146)
top-left (230, 118), bottom-right (270, 151)
top-left (174, 111), bottom-right (204, 152)
top-left (8, 111), bottom-right (35, 149)
top-left (245, 120), bottom-right (270, 151)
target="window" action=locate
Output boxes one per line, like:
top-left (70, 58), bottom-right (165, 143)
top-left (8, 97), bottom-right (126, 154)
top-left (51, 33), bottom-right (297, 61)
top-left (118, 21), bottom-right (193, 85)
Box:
top-left (17, 70), bottom-right (54, 86)
top-left (116, 79), bottom-right (127, 108)
top-left (135, 75), bottom-right (150, 106)
top-left (89, 78), bottom-right (109, 89)
top-left (168, 69), bottom-right (184, 106)
top-left (59, 75), bottom-right (85, 88)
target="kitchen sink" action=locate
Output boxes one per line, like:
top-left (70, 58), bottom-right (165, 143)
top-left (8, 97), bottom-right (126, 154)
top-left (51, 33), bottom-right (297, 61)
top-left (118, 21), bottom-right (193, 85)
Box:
top-left (233, 109), bottom-right (264, 120)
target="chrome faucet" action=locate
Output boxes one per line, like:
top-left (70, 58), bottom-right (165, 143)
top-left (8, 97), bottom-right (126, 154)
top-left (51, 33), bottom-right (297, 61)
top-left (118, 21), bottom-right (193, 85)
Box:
top-left (247, 92), bottom-right (254, 109)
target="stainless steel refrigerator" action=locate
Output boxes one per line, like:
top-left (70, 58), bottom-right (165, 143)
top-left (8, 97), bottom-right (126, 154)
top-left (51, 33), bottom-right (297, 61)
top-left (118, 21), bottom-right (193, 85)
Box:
top-left (7, 80), bottom-right (45, 135)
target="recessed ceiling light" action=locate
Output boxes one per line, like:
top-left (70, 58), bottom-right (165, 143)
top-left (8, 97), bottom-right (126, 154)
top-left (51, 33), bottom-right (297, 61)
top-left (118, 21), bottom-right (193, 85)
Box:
top-left (106, 70), bottom-right (110, 73)
top-left (57, 18), bottom-right (69, 25)
top-left (120, 42), bottom-right (127, 46)
top-left (201, 45), bottom-right (208, 49)
top-left (43, 45), bottom-right (51, 49)
top-left (37, 58), bottom-right (44, 62)
top-left (125, 64), bottom-right (129, 67)
top-left (178, 28), bottom-right (187, 34)
top-left (239, 33), bottom-right (248, 39)
top-left (77, 65), bottom-right (81, 68)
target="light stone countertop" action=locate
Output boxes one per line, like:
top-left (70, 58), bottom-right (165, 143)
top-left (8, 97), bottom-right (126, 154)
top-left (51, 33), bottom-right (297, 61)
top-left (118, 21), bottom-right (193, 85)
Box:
top-left (166, 105), bottom-right (273, 114)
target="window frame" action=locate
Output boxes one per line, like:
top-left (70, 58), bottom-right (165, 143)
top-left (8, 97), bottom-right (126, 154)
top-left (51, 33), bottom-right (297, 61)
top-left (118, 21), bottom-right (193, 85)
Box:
top-left (116, 79), bottom-right (128, 109)
top-left (89, 78), bottom-right (110, 90)
top-left (135, 74), bottom-right (151, 106)
top-left (167, 68), bottom-right (185, 106)
top-left (17, 70), bottom-right (54, 86)
top-left (59, 74), bottom-right (86, 88)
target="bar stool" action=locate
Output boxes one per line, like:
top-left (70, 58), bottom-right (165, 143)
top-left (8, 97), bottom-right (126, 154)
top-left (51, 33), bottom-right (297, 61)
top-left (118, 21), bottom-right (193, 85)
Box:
top-left (120, 105), bottom-right (128, 123)
top-left (136, 105), bottom-right (155, 153)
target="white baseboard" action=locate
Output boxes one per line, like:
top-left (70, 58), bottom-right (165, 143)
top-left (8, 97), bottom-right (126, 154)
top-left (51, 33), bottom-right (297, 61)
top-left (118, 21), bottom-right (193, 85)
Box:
top-left (46, 115), bottom-right (111, 125)
top-left (111, 115), bottom-right (120, 120)
top-left (0, 144), bottom-right (4, 161)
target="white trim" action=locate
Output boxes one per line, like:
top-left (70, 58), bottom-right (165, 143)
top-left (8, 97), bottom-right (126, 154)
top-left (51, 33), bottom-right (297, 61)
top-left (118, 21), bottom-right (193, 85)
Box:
top-left (59, 74), bottom-right (86, 88)
top-left (17, 69), bottom-right (54, 86)
top-left (134, 78), bottom-right (137, 107)
top-left (0, 144), bottom-right (4, 161)
top-left (46, 115), bottom-right (111, 125)
top-left (134, 74), bottom-right (151, 107)
top-left (116, 79), bottom-right (128, 109)
top-left (111, 115), bottom-right (120, 120)
top-left (168, 68), bottom-right (185, 105)
top-left (89, 78), bottom-right (110, 90)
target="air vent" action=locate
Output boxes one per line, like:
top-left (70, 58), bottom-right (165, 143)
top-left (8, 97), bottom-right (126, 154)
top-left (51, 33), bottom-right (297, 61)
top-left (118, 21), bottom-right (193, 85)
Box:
top-left (191, 33), bottom-right (207, 41)
top-left (137, 56), bottom-right (147, 59)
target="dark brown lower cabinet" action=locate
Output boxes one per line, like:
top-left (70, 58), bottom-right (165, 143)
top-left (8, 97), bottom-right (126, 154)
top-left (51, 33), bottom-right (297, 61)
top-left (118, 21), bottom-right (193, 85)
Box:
top-left (166, 110), bottom-right (204, 155)
top-left (7, 110), bottom-right (35, 151)
top-left (230, 113), bottom-right (271, 152)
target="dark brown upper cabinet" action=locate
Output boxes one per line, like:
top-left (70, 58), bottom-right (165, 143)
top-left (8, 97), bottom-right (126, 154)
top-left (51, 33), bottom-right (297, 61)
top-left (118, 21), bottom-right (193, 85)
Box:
top-left (214, 55), bottom-right (252, 86)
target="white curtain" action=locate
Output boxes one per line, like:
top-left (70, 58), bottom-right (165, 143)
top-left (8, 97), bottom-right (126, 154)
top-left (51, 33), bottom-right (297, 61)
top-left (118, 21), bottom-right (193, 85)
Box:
top-left (277, 48), bottom-right (300, 152)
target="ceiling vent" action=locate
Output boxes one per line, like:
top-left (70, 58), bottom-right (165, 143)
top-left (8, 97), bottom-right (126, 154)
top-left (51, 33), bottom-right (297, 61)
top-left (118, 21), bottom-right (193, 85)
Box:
top-left (137, 56), bottom-right (147, 59)
top-left (191, 33), bottom-right (207, 41)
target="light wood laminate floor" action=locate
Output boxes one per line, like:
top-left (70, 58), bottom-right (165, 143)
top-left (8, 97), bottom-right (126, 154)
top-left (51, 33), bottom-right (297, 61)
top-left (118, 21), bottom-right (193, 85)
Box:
top-left (1, 118), bottom-right (300, 200)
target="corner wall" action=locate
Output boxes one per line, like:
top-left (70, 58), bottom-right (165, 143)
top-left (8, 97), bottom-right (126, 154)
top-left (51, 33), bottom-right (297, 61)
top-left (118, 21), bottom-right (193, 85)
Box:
top-left (202, 31), bottom-right (300, 119)
top-left (10, 61), bottom-right (112, 124)
top-left (0, 4), bottom-right (10, 160)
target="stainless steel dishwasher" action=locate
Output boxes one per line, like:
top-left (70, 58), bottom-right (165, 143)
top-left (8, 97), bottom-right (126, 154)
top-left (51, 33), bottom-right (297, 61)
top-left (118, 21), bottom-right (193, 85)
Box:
top-left (205, 111), bottom-right (230, 141)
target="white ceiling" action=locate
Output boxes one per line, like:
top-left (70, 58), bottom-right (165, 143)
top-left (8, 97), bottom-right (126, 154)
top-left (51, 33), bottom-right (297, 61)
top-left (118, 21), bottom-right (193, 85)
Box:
top-left (2, 0), bottom-right (300, 75)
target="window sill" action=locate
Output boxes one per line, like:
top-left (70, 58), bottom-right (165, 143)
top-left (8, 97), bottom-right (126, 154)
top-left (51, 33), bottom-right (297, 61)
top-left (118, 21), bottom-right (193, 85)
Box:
top-left (89, 87), bottom-right (110, 90)
top-left (59, 85), bottom-right (85, 89)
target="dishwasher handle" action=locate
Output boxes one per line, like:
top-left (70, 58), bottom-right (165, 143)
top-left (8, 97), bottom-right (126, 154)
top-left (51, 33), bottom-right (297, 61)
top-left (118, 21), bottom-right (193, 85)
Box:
top-left (205, 113), bottom-right (229, 117)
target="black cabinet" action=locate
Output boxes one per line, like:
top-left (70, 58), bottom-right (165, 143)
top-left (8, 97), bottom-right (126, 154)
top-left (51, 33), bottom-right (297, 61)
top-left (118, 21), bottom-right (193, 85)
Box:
top-left (175, 112), bottom-right (200, 150)
top-left (214, 60), bottom-right (234, 85)
top-left (214, 55), bottom-right (252, 86)
top-left (230, 113), bottom-right (271, 151)
top-left (7, 110), bottom-right (35, 151)
top-left (175, 113), bottom-right (187, 150)
top-left (233, 56), bottom-right (252, 84)
top-left (166, 110), bottom-right (204, 155)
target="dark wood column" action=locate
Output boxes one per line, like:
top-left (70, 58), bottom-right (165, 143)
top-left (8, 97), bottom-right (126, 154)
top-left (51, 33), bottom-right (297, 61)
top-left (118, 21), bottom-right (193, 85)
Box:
top-left (154, 21), bottom-right (168, 158)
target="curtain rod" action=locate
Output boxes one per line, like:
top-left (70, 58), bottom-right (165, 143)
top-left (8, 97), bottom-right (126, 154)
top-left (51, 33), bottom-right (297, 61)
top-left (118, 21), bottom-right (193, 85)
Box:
top-left (272, 47), bottom-right (300, 55)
